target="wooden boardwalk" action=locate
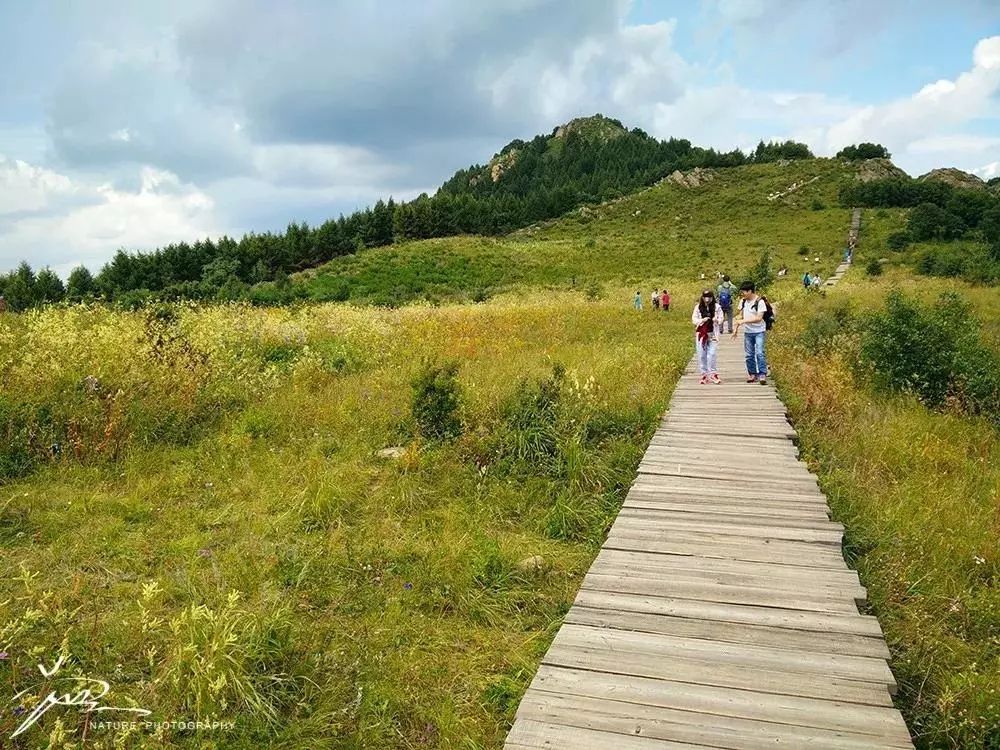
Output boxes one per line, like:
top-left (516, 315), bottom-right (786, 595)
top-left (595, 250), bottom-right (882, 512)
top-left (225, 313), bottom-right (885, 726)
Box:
top-left (505, 328), bottom-right (913, 747)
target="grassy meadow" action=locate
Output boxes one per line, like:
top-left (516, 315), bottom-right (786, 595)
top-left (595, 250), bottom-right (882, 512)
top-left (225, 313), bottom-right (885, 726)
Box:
top-left (1, 293), bottom-right (695, 748)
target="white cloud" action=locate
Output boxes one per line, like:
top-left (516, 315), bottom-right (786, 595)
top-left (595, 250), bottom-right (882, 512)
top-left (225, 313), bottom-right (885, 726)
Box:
top-left (821, 36), bottom-right (1000, 156)
top-left (0, 155), bottom-right (78, 215)
top-left (0, 161), bottom-right (221, 276)
top-left (974, 161), bottom-right (1000, 180)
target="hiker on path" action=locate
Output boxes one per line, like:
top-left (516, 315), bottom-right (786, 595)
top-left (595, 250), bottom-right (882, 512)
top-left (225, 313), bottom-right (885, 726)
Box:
top-left (634, 290), bottom-right (642, 310)
top-left (651, 288), bottom-right (660, 311)
top-left (811, 274), bottom-right (823, 290)
top-left (660, 289), bottom-right (670, 312)
top-left (716, 275), bottom-right (736, 333)
top-left (802, 271), bottom-right (812, 290)
top-left (732, 281), bottom-right (769, 385)
top-left (692, 289), bottom-right (724, 385)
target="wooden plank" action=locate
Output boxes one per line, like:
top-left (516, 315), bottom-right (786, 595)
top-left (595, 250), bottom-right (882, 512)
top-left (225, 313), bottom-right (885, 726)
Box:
top-left (572, 590), bottom-right (886, 637)
top-left (542, 643), bottom-right (893, 706)
top-left (612, 512), bottom-right (843, 544)
top-left (604, 535), bottom-right (847, 568)
top-left (515, 691), bottom-right (913, 749)
top-left (593, 548), bottom-right (862, 584)
top-left (565, 607), bottom-right (890, 659)
top-left (606, 526), bottom-right (847, 564)
top-left (592, 549), bottom-right (863, 589)
top-left (588, 556), bottom-right (864, 599)
top-left (506, 719), bottom-right (703, 749)
top-left (581, 573), bottom-right (860, 614)
top-left (528, 667), bottom-right (911, 741)
top-left (554, 624), bottom-right (896, 686)
top-left (618, 504), bottom-right (840, 528)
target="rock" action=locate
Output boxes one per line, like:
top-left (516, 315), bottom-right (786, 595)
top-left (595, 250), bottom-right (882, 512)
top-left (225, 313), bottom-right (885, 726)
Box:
top-left (918, 167), bottom-right (987, 191)
top-left (376, 446), bottom-right (406, 460)
top-left (856, 158), bottom-right (909, 182)
top-left (82, 374), bottom-right (102, 394)
top-left (516, 555), bottom-right (547, 573)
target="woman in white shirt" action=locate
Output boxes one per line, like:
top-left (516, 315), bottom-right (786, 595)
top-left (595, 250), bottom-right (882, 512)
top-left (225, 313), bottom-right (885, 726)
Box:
top-left (692, 289), bottom-right (724, 384)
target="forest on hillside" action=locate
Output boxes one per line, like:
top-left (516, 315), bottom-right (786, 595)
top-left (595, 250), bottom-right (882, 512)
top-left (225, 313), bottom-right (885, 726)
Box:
top-left (0, 117), bottom-right (817, 310)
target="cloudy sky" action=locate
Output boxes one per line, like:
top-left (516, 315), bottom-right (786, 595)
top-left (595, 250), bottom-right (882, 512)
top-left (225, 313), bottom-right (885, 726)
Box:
top-left (2, 0), bottom-right (999, 276)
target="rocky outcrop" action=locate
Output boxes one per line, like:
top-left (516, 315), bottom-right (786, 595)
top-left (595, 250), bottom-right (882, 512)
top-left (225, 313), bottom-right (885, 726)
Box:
top-left (918, 167), bottom-right (987, 191)
top-left (488, 149), bottom-right (518, 182)
top-left (856, 158), bottom-right (909, 182)
top-left (553, 115), bottom-right (626, 142)
top-left (664, 167), bottom-right (715, 188)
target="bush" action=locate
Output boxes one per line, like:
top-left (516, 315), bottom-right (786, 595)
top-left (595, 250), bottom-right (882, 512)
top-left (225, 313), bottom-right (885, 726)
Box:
top-left (857, 291), bottom-right (1000, 423)
top-left (865, 258), bottom-right (883, 276)
top-left (811, 199), bottom-right (825, 211)
top-left (411, 360), bottom-right (462, 440)
top-left (742, 249), bottom-right (774, 292)
top-left (908, 203), bottom-right (965, 241)
top-left (887, 231), bottom-right (910, 250)
top-left (836, 143), bottom-right (891, 160)
top-left (797, 300), bottom-right (858, 354)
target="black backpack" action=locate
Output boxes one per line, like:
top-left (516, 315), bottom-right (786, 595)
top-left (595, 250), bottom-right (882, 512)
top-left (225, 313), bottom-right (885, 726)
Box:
top-left (758, 298), bottom-right (775, 330)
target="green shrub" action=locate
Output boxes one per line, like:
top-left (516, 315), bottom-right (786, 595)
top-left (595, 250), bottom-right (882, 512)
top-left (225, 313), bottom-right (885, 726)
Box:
top-left (811, 199), bottom-right (825, 210)
top-left (411, 360), bottom-right (462, 440)
top-left (495, 365), bottom-right (565, 468)
top-left (857, 291), bottom-right (1000, 424)
top-left (887, 231), bottom-right (910, 250)
top-left (797, 300), bottom-right (858, 354)
top-left (865, 258), bottom-right (883, 276)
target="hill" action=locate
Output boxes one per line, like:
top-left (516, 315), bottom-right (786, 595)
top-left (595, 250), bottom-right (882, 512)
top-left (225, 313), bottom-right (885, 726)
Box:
top-left (0, 116), bottom-right (816, 310)
top-left (300, 157), bottom-right (855, 305)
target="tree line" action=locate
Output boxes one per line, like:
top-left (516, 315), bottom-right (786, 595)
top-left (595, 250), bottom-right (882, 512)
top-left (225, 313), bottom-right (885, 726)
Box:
top-left (2, 123), bottom-right (826, 310)
top-left (841, 175), bottom-right (1000, 283)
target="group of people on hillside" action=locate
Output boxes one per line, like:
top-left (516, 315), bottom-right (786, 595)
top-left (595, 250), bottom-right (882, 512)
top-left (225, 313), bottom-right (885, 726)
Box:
top-left (636, 288), bottom-right (671, 311)
top-left (802, 271), bottom-right (824, 291)
top-left (634, 275), bottom-right (773, 385)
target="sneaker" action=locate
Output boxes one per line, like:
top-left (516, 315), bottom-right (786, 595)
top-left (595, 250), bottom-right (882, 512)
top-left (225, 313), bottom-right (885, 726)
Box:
top-left (746, 376), bottom-right (757, 383)
top-left (710, 374), bottom-right (722, 384)
top-left (758, 378), bottom-right (768, 385)
top-left (698, 375), bottom-right (708, 385)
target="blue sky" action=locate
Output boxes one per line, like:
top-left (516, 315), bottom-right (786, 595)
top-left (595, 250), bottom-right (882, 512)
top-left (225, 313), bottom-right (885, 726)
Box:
top-left (2, 0), bottom-right (999, 276)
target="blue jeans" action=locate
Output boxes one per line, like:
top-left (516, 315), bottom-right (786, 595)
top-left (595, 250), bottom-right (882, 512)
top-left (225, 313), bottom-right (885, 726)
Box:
top-left (722, 305), bottom-right (734, 333)
top-left (744, 331), bottom-right (767, 377)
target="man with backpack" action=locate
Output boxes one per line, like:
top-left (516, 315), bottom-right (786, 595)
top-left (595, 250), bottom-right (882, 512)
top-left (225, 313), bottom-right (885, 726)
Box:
top-left (716, 275), bottom-right (735, 333)
top-left (732, 281), bottom-right (774, 385)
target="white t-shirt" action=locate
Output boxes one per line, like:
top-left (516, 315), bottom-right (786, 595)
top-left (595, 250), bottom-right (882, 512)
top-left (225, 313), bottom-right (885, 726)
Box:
top-left (739, 297), bottom-right (768, 334)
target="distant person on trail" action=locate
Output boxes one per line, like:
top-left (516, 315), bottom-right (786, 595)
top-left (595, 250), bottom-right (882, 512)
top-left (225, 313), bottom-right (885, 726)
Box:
top-left (660, 289), bottom-right (670, 312)
top-left (778, 266), bottom-right (788, 277)
top-left (716, 275), bottom-right (736, 333)
top-left (733, 281), bottom-right (769, 385)
top-left (634, 290), bottom-right (642, 310)
top-left (811, 274), bottom-right (823, 290)
top-left (802, 271), bottom-right (812, 290)
top-left (651, 289), bottom-right (660, 311)
top-left (692, 289), bottom-right (724, 385)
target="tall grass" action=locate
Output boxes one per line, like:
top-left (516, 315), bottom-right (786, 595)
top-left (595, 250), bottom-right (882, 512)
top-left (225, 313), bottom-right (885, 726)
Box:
top-left (772, 276), bottom-right (1000, 748)
top-left (0, 292), bottom-right (692, 748)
